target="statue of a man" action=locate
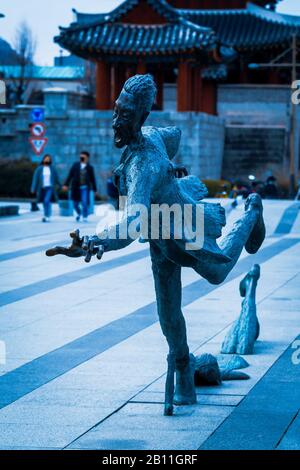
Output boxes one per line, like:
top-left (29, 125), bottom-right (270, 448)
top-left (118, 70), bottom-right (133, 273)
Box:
top-left (47, 74), bottom-right (265, 408)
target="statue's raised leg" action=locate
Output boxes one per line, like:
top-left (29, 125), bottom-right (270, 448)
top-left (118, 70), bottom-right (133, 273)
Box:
top-left (194, 194), bottom-right (265, 285)
top-left (150, 241), bottom-right (196, 408)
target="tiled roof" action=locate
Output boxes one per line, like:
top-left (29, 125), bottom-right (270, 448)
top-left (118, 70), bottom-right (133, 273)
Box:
top-left (56, 15), bottom-right (216, 57)
top-left (179, 3), bottom-right (300, 50)
top-left (71, 10), bottom-right (105, 26)
top-left (55, 1), bottom-right (300, 58)
top-left (0, 65), bottom-right (85, 80)
top-left (95, 0), bottom-right (181, 23)
top-left (56, 0), bottom-right (215, 57)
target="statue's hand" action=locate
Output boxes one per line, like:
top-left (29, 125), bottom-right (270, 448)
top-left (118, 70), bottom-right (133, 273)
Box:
top-left (81, 235), bottom-right (105, 263)
top-left (46, 229), bottom-right (85, 258)
top-left (46, 230), bottom-right (105, 263)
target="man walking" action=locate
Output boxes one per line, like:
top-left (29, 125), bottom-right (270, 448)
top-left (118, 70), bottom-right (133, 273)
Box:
top-left (63, 151), bottom-right (97, 222)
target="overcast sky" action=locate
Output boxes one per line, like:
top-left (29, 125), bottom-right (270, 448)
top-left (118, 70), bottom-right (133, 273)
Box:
top-left (0, 0), bottom-right (299, 65)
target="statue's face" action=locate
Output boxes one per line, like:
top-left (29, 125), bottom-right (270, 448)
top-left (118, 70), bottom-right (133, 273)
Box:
top-left (113, 91), bottom-right (147, 148)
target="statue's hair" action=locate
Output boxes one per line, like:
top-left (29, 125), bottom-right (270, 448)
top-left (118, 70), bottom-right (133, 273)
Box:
top-left (123, 74), bottom-right (157, 113)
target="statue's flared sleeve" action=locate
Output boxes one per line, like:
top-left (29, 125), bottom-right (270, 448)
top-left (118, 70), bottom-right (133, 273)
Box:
top-left (97, 154), bottom-right (158, 252)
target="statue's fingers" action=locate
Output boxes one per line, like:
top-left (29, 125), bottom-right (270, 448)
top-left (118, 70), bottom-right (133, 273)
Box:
top-left (46, 246), bottom-right (70, 257)
top-left (70, 229), bottom-right (82, 245)
top-left (96, 245), bottom-right (105, 261)
top-left (84, 240), bottom-right (94, 263)
top-left (82, 236), bottom-right (90, 251)
top-left (70, 229), bottom-right (79, 239)
top-left (46, 246), bottom-right (84, 258)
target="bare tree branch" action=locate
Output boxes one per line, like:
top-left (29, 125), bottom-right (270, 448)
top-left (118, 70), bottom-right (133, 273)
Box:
top-left (9, 21), bottom-right (37, 105)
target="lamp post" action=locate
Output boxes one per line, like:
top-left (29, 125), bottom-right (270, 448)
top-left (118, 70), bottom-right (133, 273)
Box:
top-left (249, 34), bottom-right (299, 197)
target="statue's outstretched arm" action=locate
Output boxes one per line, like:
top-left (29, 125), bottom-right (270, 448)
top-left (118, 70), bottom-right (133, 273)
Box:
top-left (46, 229), bottom-right (104, 263)
top-left (46, 157), bottom-right (157, 261)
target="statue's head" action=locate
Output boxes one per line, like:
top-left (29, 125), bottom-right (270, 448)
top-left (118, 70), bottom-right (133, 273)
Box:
top-left (113, 74), bottom-right (157, 148)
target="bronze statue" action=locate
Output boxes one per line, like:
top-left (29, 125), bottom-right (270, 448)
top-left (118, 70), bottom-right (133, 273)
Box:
top-left (46, 75), bottom-right (265, 415)
top-left (194, 353), bottom-right (250, 385)
top-left (221, 264), bottom-right (261, 355)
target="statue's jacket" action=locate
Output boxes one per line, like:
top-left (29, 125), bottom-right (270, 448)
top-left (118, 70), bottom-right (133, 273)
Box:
top-left (100, 126), bottom-right (230, 267)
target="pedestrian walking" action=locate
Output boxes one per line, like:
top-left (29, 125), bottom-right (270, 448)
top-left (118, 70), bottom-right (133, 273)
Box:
top-left (264, 176), bottom-right (279, 199)
top-left (63, 151), bottom-right (97, 222)
top-left (31, 154), bottom-right (60, 222)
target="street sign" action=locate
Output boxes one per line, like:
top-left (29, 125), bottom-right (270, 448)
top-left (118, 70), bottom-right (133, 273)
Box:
top-left (31, 108), bottom-right (44, 122)
top-left (31, 122), bottom-right (46, 138)
top-left (29, 137), bottom-right (48, 156)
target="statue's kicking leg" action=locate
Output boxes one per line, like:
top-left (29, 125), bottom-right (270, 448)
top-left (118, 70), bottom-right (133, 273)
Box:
top-left (194, 194), bottom-right (265, 285)
top-left (150, 241), bottom-right (196, 406)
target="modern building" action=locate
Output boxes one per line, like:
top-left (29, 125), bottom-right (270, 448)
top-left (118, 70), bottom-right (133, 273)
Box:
top-left (0, 65), bottom-right (87, 104)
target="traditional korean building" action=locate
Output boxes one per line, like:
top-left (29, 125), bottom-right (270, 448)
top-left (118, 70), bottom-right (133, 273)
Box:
top-left (55, 0), bottom-right (300, 114)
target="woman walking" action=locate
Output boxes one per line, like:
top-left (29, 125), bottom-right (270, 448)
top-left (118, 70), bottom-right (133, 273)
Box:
top-left (31, 154), bottom-right (60, 222)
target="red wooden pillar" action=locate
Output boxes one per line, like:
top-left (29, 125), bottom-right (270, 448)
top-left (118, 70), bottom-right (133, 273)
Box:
top-left (177, 60), bottom-right (191, 111)
top-left (191, 66), bottom-right (203, 112)
top-left (201, 81), bottom-right (217, 115)
top-left (96, 60), bottom-right (111, 110)
top-left (111, 64), bottom-right (126, 104)
top-left (155, 69), bottom-right (164, 110)
top-left (125, 65), bottom-right (135, 80)
top-left (137, 61), bottom-right (147, 75)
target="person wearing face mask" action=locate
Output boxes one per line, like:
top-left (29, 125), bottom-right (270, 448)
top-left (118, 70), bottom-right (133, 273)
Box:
top-left (31, 154), bottom-right (60, 222)
top-left (62, 151), bottom-right (97, 222)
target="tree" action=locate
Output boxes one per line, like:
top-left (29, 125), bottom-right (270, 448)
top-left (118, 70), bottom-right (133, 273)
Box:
top-left (10, 21), bottom-right (37, 105)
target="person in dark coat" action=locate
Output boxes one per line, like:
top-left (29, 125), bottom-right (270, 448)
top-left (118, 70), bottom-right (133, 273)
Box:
top-left (63, 151), bottom-right (97, 222)
top-left (31, 154), bottom-right (60, 222)
top-left (264, 176), bottom-right (278, 199)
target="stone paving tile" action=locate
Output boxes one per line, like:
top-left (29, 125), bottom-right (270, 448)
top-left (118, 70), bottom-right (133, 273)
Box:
top-left (67, 402), bottom-right (233, 450)
top-left (0, 402), bottom-right (116, 427)
top-left (200, 336), bottom-right (300, 450)
top-left (277, 412), bottom-right (300, 450)
top-left (0, 201), bottom-right (299, 449)
top-left (0, 423), bottom-right (90, 449)
top-left (130, 391), bottom-right (244, 407)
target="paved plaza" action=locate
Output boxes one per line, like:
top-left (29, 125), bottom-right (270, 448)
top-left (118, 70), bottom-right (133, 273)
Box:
top-left (0, 199), bottom-right (300, 450)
